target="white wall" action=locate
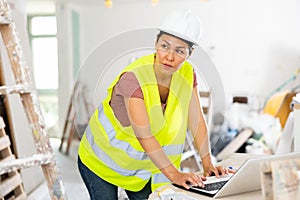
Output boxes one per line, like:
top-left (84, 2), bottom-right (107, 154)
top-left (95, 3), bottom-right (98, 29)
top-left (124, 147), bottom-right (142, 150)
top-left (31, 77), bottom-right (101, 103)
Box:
top-left (51, 0), bottom-right (300, 134)
top-left (56, 2), bottom-right (74, 136)
top-left (76, 0), bottom-right (300, 104)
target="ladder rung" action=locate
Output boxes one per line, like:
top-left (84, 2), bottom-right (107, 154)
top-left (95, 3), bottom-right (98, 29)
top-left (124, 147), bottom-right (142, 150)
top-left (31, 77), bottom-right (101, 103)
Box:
top-left (0, 84), bottom-right (34, 95)
top-left (202, 106), bottom-right (209, 114)
top-left (0, 9), bottom-right (12, 25)
top-left (12, 192), bottom-right (27, 200)
top-left (181, 150), bottom-right (197, 161)
top-left (0, 172), bottom-right (23, 197)
top-left (0, 18), bottom-right (12, 25)
top-left (200, 91), bottom-right (210, 98)
top-left (1, 154), bottom-right (15, 162)
top-left (0, 153), bottom-right (53, 175)
top-left (0, 135), bottom-right (10, 150)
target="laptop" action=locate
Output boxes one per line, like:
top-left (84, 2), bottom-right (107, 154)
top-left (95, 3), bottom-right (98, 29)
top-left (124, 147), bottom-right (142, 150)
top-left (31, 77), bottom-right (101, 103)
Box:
top-left (173, 152), bottom-right (300, 198)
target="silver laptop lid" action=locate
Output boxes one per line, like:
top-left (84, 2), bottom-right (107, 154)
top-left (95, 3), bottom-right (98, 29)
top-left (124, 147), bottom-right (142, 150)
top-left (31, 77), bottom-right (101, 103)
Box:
top-left (215, 152), bottom-right (300, 198)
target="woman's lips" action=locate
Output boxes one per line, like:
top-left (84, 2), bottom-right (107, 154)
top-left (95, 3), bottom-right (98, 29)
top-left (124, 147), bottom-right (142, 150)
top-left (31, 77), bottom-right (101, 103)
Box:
top-left (163, 64), bottom-right (173, 68)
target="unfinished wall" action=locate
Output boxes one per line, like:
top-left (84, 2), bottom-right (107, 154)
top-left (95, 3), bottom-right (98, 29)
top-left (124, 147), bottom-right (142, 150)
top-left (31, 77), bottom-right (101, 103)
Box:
top-left (76, 0), bottom-right (300, 101)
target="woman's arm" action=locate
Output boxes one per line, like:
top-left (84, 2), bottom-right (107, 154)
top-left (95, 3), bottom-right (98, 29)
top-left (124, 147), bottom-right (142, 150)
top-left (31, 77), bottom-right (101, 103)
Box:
top-left (124, 97), bottom-right (205, 189)
top-left (188, 87), bottom-right (231, 177)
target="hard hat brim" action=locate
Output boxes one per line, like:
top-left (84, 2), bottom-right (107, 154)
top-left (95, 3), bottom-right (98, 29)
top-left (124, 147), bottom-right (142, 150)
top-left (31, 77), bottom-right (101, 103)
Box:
top-left (158, 28), bottom-right (199, 46)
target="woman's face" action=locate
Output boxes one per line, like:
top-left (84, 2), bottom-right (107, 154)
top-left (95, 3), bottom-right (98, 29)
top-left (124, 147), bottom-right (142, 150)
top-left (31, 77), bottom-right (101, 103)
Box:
top-left (155, 34), bottom-right (190, 76)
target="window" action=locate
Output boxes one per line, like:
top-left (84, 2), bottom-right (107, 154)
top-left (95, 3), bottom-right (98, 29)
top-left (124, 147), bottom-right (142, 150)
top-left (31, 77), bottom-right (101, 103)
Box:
top-left (28, 15), bottom-right (58, 137)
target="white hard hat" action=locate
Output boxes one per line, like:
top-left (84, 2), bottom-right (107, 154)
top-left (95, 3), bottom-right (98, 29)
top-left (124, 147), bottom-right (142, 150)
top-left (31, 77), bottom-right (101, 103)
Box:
top-left (158, 10), bottom-right (202, 46)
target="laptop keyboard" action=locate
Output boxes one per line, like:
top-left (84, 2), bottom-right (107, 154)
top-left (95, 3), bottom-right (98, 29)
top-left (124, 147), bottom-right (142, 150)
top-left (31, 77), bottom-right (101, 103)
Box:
top-left (201, 180), bottom-right (228, 191)
top-left (173, 173), bottom-right (234, 196)
top-left (190, 173), bottom-right (233, 193)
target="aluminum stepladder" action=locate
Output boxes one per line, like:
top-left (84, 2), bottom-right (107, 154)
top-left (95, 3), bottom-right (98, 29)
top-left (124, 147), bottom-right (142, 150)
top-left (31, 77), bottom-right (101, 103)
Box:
top-left (0, 1), bottom-right (65, 199)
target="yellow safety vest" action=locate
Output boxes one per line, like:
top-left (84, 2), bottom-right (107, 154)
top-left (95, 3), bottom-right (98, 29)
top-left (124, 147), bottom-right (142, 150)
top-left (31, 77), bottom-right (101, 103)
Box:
top-left (78, 54), bottom-right (194, 192)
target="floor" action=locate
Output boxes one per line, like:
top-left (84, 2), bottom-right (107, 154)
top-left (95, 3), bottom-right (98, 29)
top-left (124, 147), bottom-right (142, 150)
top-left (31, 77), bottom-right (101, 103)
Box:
top-left (27, 138), bottom-right (90, 200)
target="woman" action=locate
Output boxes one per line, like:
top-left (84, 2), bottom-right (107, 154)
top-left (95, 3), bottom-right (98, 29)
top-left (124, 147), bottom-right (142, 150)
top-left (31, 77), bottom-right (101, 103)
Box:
top-left (78, 10), bottom-right (232, 200)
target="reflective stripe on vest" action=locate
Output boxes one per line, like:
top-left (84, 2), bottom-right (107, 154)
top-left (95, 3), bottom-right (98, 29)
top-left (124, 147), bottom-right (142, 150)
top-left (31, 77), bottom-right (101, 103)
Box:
top-left (153, 173), bottom-right (169, 184)
top-left (78, 54), bottom-right (193, 191)
top-left (84, 104), bottom-right (184, 179)
top-left (151, 173), bottom-right (172, 191)
top-left (96, 104), bottom-right (184, 159)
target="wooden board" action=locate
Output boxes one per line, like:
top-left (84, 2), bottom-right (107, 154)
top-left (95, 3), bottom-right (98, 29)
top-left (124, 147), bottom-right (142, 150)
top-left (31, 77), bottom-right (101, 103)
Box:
top-left (217, 128), bottom-right (254, 160)
top-left (0, 117), bottom-right (27, 199)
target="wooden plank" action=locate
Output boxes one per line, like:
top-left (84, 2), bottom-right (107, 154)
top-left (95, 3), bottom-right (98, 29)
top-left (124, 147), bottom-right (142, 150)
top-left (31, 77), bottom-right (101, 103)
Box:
top-left (0, 148), bottom-right (12, 160)
top-left (202, 107), bottom-right (208, 115)
top-left (0, 129), bottom-right (4, 137)
top-left (0, 172), bottom-right (22, 197)
top-left (12, 192), bottom-right (27, 200)
top-left (0, 135), bottom-right (10, 151)
top-left (0, 119), bottom-right (26, 199)
top-left (1, 154), bottom-right (15, 162)
top-left (0, 117), bottom-right (4, 129)
top-left (6, 185), bottom-right (26, 200)
top-left (217, 128), bottom-right (254, 160)
top-left (12, 185), bottom-right (23, 197)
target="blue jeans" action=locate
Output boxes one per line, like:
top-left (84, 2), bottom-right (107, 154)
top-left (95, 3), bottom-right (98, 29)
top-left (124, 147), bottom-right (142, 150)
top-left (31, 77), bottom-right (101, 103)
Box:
top-left (77, 156), bottom-right (151, 200)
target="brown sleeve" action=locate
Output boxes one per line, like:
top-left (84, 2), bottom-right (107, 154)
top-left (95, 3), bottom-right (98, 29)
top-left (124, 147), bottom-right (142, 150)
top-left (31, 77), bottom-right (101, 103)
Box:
top-left (114, 72), bottom-right (144, 99)
top-left (193, 69), bottom-right (198, 87)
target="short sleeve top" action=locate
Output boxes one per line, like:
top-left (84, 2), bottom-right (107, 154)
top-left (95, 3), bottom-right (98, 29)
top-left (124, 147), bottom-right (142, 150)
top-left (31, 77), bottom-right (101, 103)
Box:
top-left (110, 71), bottom-right (198, 127)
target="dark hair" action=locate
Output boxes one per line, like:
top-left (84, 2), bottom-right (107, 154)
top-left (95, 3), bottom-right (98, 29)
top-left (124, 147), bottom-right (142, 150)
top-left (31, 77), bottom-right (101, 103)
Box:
top-left (156, 31), bottom-right (194, 55)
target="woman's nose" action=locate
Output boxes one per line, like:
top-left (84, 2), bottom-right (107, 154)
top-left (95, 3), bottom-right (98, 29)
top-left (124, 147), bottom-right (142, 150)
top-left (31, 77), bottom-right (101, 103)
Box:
top-left (166, 51), bottom-right (174, 61)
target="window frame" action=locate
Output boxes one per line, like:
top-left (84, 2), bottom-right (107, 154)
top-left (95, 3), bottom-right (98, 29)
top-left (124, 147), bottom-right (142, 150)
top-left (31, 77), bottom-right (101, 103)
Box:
top-left (27, 14), bottom-right (58, 94)
top-left (27, 14), bottom-right (59, 136)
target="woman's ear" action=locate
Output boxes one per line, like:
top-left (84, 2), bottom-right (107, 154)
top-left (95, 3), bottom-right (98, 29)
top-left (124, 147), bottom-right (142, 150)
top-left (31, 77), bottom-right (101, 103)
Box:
top-left (188, 47), bottom-right (194, 57)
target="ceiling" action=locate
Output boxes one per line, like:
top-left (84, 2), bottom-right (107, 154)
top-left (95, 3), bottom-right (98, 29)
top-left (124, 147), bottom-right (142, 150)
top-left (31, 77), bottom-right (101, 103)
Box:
top-left (26, 0), bottom-right (150, 4)
top-left (27, 0), bottom-right (99, 4)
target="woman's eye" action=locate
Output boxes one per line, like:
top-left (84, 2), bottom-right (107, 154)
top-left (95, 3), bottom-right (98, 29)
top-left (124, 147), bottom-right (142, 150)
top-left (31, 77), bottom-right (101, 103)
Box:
top-left (161, 44), bottom-right (169, 50)
top-left (177, 49), bottom-right (188, 56)
top-left (176, 49), bottom-right (184, 54)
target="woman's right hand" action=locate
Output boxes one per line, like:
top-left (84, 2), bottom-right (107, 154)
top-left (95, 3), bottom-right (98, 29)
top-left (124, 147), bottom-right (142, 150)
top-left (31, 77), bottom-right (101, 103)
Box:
top-left (171, 171), bottom-right (206, 189)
